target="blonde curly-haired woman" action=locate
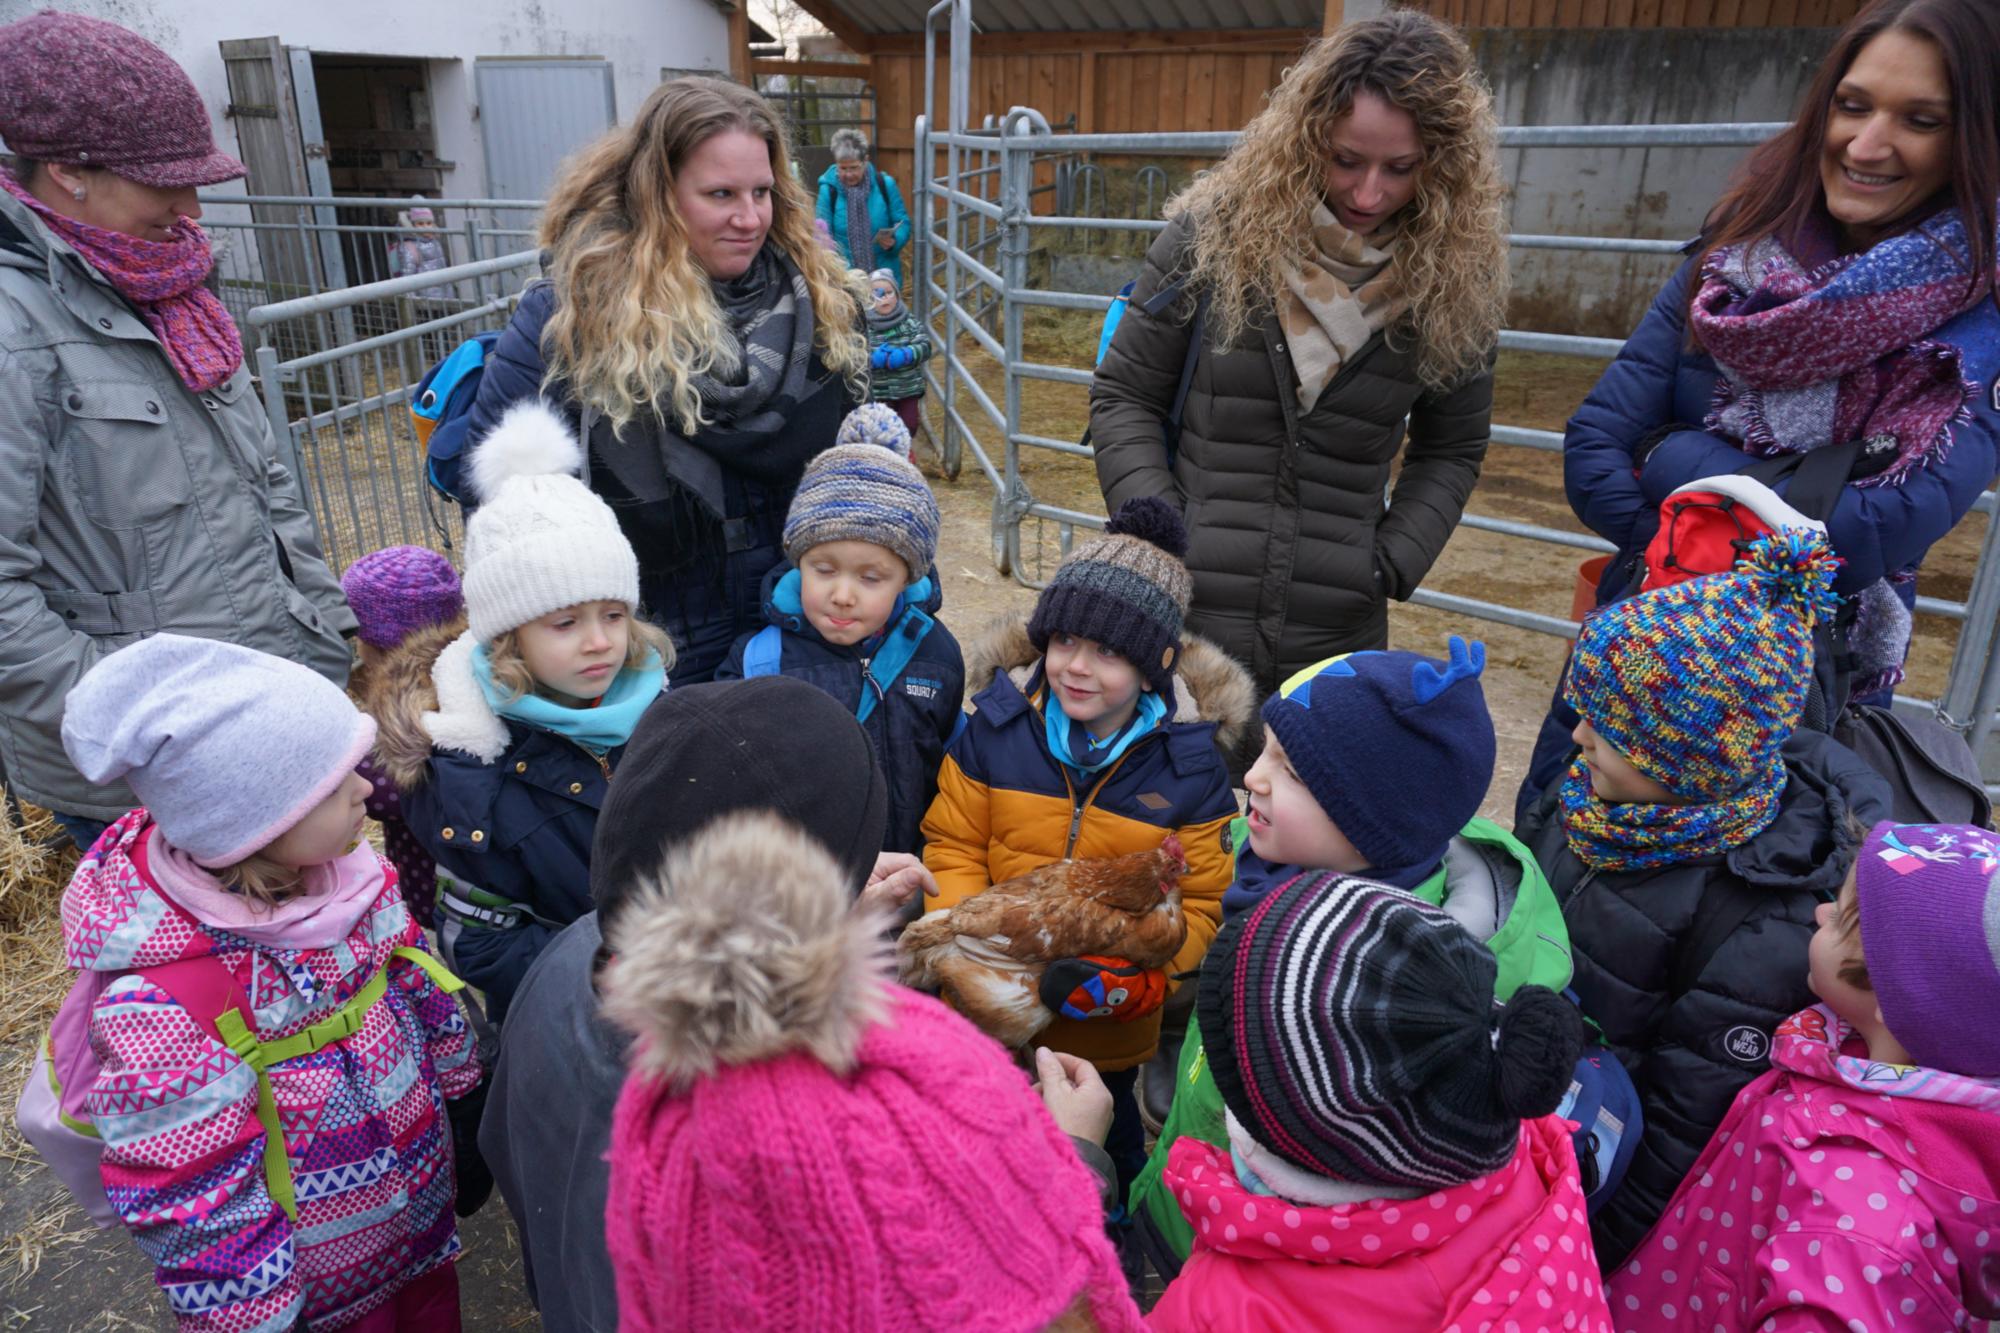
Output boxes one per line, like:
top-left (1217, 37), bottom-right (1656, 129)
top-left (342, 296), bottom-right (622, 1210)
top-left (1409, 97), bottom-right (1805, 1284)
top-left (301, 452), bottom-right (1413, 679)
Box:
top-left (464, 77), bottom-right (868, 683)
top-left (1091, 11), bottom-right (1507, 705)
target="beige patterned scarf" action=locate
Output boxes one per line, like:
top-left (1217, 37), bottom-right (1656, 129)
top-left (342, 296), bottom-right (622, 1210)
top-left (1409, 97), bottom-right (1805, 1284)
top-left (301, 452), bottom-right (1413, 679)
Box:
top-left (1279, 203), bottom-right (1406, 412)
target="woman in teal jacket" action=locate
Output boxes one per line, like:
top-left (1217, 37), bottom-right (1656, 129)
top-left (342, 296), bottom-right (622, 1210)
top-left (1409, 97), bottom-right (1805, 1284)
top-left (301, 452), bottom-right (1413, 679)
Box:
top-left (815, 127), bottom-right (911, 286)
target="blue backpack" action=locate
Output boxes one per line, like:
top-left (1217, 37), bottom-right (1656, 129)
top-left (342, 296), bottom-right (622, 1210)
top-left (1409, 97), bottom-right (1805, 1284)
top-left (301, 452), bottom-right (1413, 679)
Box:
top-left (1081, 277), bottom-right (1206, 468)
top-left (1557, 1032), bottom-right (1644, 1218)
top-left (410, 331), bottom-right (501, 502)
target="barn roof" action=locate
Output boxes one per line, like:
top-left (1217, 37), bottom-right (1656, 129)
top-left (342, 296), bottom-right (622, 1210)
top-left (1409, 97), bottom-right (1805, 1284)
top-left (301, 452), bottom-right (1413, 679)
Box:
top-left (798, 0), bottom-right (1319, 39)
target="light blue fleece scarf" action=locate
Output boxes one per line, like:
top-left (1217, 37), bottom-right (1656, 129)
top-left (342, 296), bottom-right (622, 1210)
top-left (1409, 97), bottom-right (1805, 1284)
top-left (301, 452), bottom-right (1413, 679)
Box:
top-left (471, 646), bottom-right (665, 756)
top-left (1043, 685), bottom-right (1168, 777)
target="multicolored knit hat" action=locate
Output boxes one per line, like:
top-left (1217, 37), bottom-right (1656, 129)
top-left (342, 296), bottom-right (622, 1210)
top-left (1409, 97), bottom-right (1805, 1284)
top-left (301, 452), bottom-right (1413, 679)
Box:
top-left (599, 812), bottom-right (1144, 1332)
top-left (783, 441), bottom-right (939, 581)
top-left (1259, 636), bottom-right (1494, 874)
top-left (1199, 872), bottom-right (1582, 1190)
top-left (1564, 528), bottom-right (1839, 801)
top-left (1856, 821), bottom-right (2000, 1077)
top-left (834, 401), bottom-right (913, 454)
top-left (1027, 496), bottom-right (1192, 698)
top-left (340, 546), bottom-right (464, 650)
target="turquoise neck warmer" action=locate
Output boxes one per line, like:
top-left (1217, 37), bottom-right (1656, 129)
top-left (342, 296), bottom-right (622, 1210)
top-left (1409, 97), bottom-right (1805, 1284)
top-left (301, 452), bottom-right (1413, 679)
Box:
top-left (472, 646), bottom-right (665, 755)
top-left (1043, 684), bottom-right (1168, 777)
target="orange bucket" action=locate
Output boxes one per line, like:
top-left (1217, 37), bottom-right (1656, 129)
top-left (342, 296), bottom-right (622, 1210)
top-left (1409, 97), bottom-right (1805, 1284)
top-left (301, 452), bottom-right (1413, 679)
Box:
top-left (1571, 555), bottom-right (1611, 622)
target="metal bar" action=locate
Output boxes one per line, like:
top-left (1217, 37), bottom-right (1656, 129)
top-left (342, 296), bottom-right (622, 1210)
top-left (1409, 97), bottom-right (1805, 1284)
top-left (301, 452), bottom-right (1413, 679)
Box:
top-left (1491, 425), bottom-right (1566, 452)
top-left (1010, 289), bottom-right (1118, 312)
top-left (1498, 330), bottom-right (1625, 358)
top-left (1012, 361), bottom-right (1094, 387)
top-left (199, 193), bottom-right (542, 209)
top-left (1012, 432), bottom-right (1094, 458)
top-left (931, 185), bottom-right (1005, 220)
top-left (1408, 588), bottom-right (1582, 640)
top-left (249, 253), bottom-right (538, 327)
top-left (1507, 233), bottom-right (1691, 253)
top-left (272, 295), bottom-right (521, 372)
top-left (1457, 513), bottom-right (1615, 554)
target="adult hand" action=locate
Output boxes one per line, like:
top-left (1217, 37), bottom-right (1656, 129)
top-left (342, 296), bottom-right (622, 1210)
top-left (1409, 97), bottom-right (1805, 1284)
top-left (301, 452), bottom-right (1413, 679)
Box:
top-left (858, 851), bottom-right (938, 915)
top-left (1035, 1046), bottom-right (1114, 1147)
top-left (874, 228), bottom-right (898, 252)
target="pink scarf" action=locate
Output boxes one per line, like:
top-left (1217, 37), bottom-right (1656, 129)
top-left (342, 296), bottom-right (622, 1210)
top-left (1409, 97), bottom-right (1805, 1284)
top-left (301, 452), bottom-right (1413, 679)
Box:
top-left (2, 172), bottom-right (242, 391)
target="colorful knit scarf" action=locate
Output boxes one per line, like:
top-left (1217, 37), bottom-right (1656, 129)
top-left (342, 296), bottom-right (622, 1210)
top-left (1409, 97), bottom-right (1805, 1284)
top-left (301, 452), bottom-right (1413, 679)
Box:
top-left (1558, 755), bottom-right (1781, 872)
top-left (2, 172), bottom-right (242, 392)
top-left (1689, 206), bottom-right (1996, 693)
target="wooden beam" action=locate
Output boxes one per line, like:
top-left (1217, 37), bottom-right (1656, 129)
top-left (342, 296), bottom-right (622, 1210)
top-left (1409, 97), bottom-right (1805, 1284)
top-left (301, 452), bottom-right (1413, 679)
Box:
top-left (1078, 51), bottom-right (1096, 134)
top-left (729, 3), bottom-right (751, 84)
top-left (870, 28), bottom-right (1316, 57)
top-left (749, 57), bottom-right (875, 80)
top-left (788, 0), bottom-right (877, 55)
top-left (1324, 0), bottom-right (1343, 31)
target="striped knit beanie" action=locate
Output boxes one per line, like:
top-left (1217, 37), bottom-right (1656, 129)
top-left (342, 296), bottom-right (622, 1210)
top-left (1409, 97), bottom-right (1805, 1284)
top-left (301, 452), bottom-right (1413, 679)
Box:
top-left (1027, 497), bottom-right (1192, 697)
top-left (1564, 528), bottom-right (1839, 801)
top-left (1200, 873), bottom-right (1583, 1190)
top-left (835, 401), bottom-right (913, 454)
top-left (784, 441), bottom-right (939, 581)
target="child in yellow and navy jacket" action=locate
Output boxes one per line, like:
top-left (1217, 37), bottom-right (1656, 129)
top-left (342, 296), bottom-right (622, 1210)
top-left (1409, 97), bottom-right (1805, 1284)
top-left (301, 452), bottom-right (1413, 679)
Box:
top-left (920, 497), bottom-right (1252, 1195)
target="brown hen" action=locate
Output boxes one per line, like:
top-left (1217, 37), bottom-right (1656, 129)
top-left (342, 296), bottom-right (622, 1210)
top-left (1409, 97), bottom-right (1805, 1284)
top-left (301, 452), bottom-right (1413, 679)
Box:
top-left (898, 834), bottom-right (1188, 1048)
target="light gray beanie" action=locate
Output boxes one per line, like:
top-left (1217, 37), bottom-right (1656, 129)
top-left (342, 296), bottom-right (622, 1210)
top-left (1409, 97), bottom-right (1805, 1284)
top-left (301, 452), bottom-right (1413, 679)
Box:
top-left (462, 399), bottom-right (641, 643)
top-left (61, 634), bottom-right (376, 867)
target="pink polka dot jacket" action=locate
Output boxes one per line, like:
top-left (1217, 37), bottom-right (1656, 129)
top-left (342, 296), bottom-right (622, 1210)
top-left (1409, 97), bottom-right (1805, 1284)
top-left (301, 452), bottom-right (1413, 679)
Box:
top-left (61, 811), bottom-right (481, 1332)
top-left (1146, 1115), bottom-right (1613, 1332)
top-left (1610, 1004), bottom-right (2000, 1331)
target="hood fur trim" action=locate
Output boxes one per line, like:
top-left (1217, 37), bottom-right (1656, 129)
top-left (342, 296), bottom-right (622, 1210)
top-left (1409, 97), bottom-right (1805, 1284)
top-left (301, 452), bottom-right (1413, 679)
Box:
top-left (361, 616), bottom-right (466, 791)
top-left (419, 631), bottom-right (511, 764)
top-left (599, 811), bottom-right (892, 1084)
top-left (963, 610), bottom-right (1257, 753)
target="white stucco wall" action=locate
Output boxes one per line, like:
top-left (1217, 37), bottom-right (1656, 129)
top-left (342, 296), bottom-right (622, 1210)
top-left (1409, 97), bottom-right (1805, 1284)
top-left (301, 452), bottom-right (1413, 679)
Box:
top-left (13, 0), bottom-right (733, 200)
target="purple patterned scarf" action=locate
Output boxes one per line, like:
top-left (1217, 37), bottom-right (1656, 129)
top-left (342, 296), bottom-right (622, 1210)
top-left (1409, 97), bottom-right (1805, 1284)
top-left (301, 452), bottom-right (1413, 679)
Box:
top-left (1691, 207), bottom-right (1985, 487)
top-left (3, 172), bottom-right (242, 392)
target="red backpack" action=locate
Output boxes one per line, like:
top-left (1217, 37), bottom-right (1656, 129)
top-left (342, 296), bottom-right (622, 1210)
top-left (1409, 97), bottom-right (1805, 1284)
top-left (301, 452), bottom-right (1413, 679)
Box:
top-left (1640, 473), bottom-right (1825, 593)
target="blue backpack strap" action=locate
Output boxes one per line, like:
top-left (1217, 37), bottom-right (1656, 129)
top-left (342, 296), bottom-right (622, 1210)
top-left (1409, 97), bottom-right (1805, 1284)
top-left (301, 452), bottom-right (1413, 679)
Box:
top-left (856, 602), bottom-right (935, 726)
top-left (740, 624), bottom-right (784, 679)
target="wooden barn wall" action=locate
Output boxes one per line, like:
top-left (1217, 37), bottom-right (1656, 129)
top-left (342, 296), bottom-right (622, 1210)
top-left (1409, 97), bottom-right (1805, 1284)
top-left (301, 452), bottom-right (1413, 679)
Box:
top-left (1412, 0), bottom-right (1862, 22)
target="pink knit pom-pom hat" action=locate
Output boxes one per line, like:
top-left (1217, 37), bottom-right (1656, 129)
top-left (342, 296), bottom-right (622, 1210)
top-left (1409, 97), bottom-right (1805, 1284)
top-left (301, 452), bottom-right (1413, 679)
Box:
top-left (598, 812), bottom-right (1145, 1333)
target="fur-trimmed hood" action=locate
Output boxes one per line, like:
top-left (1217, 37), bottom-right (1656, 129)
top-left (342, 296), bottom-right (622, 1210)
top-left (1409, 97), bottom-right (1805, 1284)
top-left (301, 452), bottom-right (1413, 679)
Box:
top-left (361, 615), bottom-right (487, 791)
top-left (962, 610), bottom-right (1256, 754)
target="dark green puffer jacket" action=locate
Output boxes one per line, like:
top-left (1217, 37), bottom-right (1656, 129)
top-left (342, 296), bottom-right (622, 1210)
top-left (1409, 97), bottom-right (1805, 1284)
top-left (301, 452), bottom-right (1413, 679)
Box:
top-left (1089, 214), bottom-right (1494, 699)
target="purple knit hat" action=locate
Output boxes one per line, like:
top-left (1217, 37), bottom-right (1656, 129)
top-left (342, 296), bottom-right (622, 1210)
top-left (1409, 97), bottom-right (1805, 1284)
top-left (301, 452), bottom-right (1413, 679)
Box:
top-left (0, 12), bottom-right (246, 189)
top-left (1855, 821), bottom-right (2000, 1077)
top-left (340, 546), bottom-right (465, 649)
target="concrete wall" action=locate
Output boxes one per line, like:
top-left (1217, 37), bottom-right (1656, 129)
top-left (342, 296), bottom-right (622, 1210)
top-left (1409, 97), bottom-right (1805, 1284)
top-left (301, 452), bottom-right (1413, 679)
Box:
top-left (1473, 26), bottom-right (1839, 337)
top-left (17, 0), bottom-right (733, 201)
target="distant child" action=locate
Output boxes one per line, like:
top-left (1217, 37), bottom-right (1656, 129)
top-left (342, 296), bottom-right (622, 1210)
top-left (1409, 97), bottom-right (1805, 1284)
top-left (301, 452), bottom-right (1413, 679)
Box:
top-left (1517, 529), bottom-right (1891, 1266)
top-left (862, 268), bottom-right (931, 450)
top-left (344, 544), bottom-right (465, 929)
top-left (1147, 872), bottom-right (1604, 1331)
top-left (57, 634), bottom-right (481, 1331)
top-left (921, 496), bottom-right (1251, 1192)
top-left (1610, 820), bottom-right (2000, 1329)
top-left (374, 401), bottom-right (672, 1022)
top-left (1128, 637), bottom-right (1576, 1272)
top-left (716, 433), bottom-right (963, 856)
top-left (391, 196), bottom-right (449, 300)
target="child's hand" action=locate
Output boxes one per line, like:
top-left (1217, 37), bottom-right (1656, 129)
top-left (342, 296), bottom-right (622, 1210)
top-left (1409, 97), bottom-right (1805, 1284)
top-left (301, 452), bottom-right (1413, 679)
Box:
top-left (858, 852), bottom-right (939, 915)
top-left (1034, 1047), bottom-right (1113, 1146)
top-left (1038, 956), bottom-right (1168, 1023)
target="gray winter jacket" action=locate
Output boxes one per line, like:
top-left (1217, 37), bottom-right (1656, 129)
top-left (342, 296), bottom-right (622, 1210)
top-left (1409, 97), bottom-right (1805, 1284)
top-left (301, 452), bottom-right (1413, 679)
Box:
top-left (1090, 214), bottom-right (1493, 700)
top-left (0, 189), bottom-right (354, 819)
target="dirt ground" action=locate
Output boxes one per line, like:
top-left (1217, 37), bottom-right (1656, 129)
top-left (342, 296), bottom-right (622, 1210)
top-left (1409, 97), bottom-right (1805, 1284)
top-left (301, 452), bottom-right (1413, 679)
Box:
top-left (1, 307), bottom-right (1990, 1329)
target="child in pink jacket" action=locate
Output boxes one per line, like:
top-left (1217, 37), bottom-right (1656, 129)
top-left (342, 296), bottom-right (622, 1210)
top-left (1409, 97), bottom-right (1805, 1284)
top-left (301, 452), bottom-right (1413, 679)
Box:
top-left (1610, 820), bottom-right (2000, 1331)
top-left (58, 635), bottom-right (481, 1332)
top-left (1147, 871), bottom-right (1611, 1332)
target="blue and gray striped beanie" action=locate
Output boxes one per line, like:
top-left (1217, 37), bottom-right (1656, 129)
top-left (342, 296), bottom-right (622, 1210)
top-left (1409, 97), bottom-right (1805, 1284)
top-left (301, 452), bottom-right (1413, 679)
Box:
top-left (1200, 872), bottom-right (1582, 1190)
top-left (1027, 496), bottom-right (1191, 697)
top-left (783, 439), bottom-right (940, 581)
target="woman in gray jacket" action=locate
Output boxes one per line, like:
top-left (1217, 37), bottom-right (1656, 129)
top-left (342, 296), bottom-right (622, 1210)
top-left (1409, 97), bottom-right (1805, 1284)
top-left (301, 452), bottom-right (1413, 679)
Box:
top-left (1090, 11), bottom-right (1507, 705)
top-left (0, 12), bottom-right (354, 846)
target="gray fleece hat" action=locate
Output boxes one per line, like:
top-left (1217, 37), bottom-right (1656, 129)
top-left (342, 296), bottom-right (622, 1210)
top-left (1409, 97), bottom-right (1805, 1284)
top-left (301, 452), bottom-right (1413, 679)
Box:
top-left (62, 634), bottom-right (375, 867)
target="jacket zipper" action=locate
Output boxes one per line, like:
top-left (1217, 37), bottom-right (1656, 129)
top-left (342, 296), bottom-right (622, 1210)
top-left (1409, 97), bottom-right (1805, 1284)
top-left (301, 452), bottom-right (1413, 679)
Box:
top-left (572, 740), bottom-right (612, 784)
top-left (1059, 753), bottom-right (1140, 859)
top-left (859, 655), bottom-right (887, 711)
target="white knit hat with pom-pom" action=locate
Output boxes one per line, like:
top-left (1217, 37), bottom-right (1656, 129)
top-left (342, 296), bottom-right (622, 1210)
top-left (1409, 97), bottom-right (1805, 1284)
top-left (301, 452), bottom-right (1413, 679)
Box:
top-left (461, 399), bottom-right (640, 643)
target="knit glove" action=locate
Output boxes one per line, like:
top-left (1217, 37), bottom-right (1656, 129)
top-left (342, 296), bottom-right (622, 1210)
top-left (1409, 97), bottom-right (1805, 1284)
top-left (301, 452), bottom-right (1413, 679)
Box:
top-left (871, 344), bottom-right (892, 370)
top-left (1038, 956), bottom-right (1167, 1023)
top-left (445, 1069), bottom-right (494, 1217)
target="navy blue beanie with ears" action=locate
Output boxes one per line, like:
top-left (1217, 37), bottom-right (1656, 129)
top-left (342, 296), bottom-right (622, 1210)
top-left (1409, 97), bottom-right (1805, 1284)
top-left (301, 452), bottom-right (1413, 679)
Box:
top-left (1259, 636), bottom-right (1495, 873)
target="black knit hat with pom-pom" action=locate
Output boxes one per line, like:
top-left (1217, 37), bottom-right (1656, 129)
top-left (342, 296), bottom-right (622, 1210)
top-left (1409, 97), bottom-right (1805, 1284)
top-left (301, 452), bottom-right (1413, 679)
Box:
top-left (1199, 871), bottom-right (1585, 1190)
top-left (1027, 496), bottom-right (1192, 697)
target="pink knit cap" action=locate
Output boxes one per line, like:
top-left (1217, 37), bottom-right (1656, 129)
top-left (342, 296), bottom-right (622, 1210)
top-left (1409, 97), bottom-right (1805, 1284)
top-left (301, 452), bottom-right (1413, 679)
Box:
top-left (599, 814), bottom-right (1143, 1333)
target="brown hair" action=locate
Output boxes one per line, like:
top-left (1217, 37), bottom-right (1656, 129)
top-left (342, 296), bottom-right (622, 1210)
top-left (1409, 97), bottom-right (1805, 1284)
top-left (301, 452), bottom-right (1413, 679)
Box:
top-left (1169, 9), bottom-right (1507, 392)
top-left (485, 614), bottom-right (674, 704)
top-left (537, 76), bottom-right (868, 436)
top-left (1692, 0), bottom-right (2000, 328)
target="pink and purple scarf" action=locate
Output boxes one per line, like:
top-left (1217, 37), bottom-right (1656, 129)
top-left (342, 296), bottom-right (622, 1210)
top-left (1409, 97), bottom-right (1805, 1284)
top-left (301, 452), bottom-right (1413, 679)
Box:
top-left (2, 172), bottom-right (241, 392)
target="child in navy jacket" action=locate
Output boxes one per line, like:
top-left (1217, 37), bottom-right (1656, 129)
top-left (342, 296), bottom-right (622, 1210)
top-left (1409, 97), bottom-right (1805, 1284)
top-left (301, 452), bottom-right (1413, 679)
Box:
top-left (718, 427), bottom-right (963, 855)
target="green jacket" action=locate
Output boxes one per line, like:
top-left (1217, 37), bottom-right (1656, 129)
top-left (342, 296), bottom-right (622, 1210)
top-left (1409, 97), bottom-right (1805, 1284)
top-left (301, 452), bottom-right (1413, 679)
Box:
top-left (1127, 816), bottom-right (1573, 1262)
top-left (866, 307), bottom-right (932, 403)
